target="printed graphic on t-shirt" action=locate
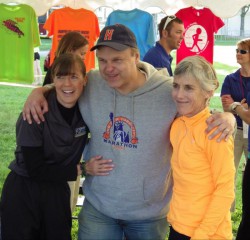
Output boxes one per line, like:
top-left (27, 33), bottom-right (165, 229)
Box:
top-left (2, 18), bottom-right (24, 37)
top-left (103, 112), bottom-right (138, 150)
top-left (57, 29), bottom-right (91, 43)
top-left (0, 4), bottom-right (40, 84)
top-left (184, 23), bottom-right (208, 54)
top-left (175, 7), bottom-right (224, 64)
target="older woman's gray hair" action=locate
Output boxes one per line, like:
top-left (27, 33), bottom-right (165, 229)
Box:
top-left (174, 55), bottom-right (219, 94)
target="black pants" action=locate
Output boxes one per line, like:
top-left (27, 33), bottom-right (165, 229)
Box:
top-left (0, 171), bottom-right (71, 240)
top-left (168, 226), bottom-right (190, 240)
top-left (236, 158), bottom-right (250, 240)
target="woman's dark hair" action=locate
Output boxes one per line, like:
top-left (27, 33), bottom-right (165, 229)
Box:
top-left (55, 31), bottom-right (89, 58)
top-left (51, 53), bottom-right (86, 80)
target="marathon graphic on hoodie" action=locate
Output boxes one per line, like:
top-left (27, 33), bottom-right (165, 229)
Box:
top-left (103, 112), bottom-right (138, 149)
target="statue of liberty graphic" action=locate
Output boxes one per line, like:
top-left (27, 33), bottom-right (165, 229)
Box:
top-left (110, 113), bottom-right (130, 143)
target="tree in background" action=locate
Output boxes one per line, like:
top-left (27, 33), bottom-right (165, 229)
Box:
top-left (240, 4), bottom-right (250, 36)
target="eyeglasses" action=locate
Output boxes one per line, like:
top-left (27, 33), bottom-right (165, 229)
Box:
top-left (236, 49), bottom-right (249, 54)
top-left (163, 15), bottom-right (176, 30)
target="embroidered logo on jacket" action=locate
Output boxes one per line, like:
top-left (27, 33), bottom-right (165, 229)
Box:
top-left (75, 126), bottom-right (87, 137)
top-left (103, 113), bottom-right (138, 149)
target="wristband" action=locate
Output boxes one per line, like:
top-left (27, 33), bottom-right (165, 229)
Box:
top-left (230, 102), bottom-right (241, 114)
top-left (80, 162), bottom-right (87, 176)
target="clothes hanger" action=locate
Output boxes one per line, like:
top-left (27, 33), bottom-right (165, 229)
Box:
top-left (193, 0), bottom-right (204, 10)
top-left (5, 2), bottom-right (20, 5)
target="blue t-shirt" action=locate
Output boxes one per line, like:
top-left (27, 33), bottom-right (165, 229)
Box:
top-left (105, 9), bottom-right (155, 59)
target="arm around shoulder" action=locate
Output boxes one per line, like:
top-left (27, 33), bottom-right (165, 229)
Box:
top-left (205, 111), bottom-right (236, 142)
top-left (22, 85), bottom-right (54, 124)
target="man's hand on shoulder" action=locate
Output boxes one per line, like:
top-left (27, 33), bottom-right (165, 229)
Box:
top-left (22, 86), bottom-right (51, 124)
top-left (205, 112), bottom-right (236, 142)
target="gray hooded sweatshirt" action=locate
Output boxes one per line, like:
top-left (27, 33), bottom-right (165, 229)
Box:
top-left (78, 61), bottom-right (177, 221)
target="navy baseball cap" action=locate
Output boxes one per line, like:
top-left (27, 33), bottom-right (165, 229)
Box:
top-left (90, 24), bottom-right (138, 51)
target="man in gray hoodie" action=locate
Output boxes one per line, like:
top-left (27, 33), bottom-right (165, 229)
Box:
top-left (23, 24), bottom-right (235, 240)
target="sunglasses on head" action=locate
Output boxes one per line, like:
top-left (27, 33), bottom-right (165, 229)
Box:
top-left (236, 49), bottom-right (249, 54)
top-left (163, 15), bottom-right (176, 30)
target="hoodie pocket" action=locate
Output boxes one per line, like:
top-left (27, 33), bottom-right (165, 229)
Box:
top-left (143, 170), bottom-right (172, 203)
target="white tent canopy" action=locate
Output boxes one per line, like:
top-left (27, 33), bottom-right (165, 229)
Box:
top-left (0, 0), bottom-right (250, 18)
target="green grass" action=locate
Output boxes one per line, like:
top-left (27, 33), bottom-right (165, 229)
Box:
top-left (40, 37), bottom-right (52, 51)
top-left (215, 36), bottom-right (239, 46)
top-left (0, 86), bottom-right (33, 192)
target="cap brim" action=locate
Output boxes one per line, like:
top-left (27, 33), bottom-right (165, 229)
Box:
top-left (90, 42), bottom-right (129, 51)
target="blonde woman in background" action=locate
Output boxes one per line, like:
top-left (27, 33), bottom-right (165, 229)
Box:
top-left (221, 38), bottom-right (250, 212)
top-left (222, 39), bottom-right (250, 239)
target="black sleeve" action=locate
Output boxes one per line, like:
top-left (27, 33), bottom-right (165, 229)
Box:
top-left (22, 146), bottom-right (77, 182)
top-left (42, 68), bottom-right (52, 86)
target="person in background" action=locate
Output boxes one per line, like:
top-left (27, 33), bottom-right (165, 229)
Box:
top-left (44, 49), bottom-right (51, 72)
top-left (33, 47), bottom-right (43, 85)
top-left (223, 40), bottom-right (250, 240)
top-left (221, 38), bottom-right (250, 212)
top-left (168, 56), bottom-right (235, 240)
top-left (43, 31), bottom-right (89, 86)
top-left (22, 24), bottom-right (235, 240)
top-left (0, 53), bottom-right (89, 240)
top-left (143, 15), bottom-right (184, 76)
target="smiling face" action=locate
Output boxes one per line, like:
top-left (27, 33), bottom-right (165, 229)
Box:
top-left (96, 46), bottom-right (141, 94)
top-left (172, 75), bottom-right (209, 117)
top-left (51, 54), bottom-right (86, 108)
top-left (54, 65), bottom-right (85, 108)
top-left (172, 56), bottom-right (218, 117)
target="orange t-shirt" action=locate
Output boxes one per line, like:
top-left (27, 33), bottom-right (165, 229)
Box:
top-left (44, 7), bottom-right (100, 71)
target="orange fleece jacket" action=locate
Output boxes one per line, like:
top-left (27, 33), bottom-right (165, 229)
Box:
top-left (168, 108), bottom-right (235, 239)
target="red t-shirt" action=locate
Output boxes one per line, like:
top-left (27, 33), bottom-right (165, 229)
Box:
top-left (44, 7), bottom-right (100, 71)
top-left (175, 7), bottom-right (224, 64)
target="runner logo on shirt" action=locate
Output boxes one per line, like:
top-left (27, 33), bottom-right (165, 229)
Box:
top-left (103, 112), bottom-right (138, 150)
top-left (184, 23), bottom-right (208, 54)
